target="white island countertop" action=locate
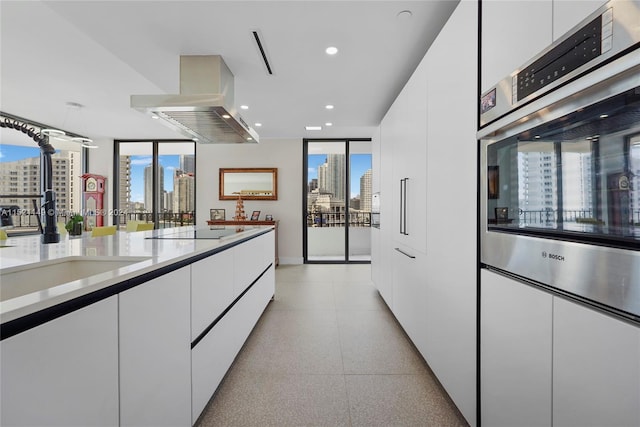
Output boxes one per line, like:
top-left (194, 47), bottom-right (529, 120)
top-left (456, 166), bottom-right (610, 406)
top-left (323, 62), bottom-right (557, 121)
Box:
top-left (0, 225), bottom-right (273, 327)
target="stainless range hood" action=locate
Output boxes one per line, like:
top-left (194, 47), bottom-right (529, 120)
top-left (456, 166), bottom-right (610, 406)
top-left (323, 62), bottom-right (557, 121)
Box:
top-left (131, 55), bottom-right (259, 144)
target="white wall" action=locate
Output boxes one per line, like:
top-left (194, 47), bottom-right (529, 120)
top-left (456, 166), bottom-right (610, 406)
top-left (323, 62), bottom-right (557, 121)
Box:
top-left (87, 138), bottom-right (115, 226)
top-left (196, 138), bottom-right (303, 264)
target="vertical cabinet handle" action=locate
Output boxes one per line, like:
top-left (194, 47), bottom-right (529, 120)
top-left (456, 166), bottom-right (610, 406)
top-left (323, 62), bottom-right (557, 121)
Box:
top-left (399, 178), bottom-right (409, 236)
top-left (403, 178), bottom-right (408, 235)
top-left (399, 179), bottom-right (404, 234)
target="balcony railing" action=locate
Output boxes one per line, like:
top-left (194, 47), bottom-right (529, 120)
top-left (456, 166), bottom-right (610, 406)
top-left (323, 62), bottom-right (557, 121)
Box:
top-left (499, 209), bottom-right (640, 227)
top-left (2, 211), bottom-right (195, 235)
top-left (306, 211), bottom-right (371, 227)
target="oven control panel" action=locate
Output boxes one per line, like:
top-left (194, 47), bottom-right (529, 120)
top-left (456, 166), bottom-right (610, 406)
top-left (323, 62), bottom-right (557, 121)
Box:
top-left (513, 11), bottom-right (610, 103)
top-left (479, 0), bottom-right (639, 128)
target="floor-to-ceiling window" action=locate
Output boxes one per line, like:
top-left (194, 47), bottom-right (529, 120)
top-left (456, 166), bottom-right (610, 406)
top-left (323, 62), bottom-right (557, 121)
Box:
top-left (114, 140), bottom-right (195, 229)
top-left (303, 138), bottom-right (372, 263)
top-left (1, 133), bottom-right (86, 236)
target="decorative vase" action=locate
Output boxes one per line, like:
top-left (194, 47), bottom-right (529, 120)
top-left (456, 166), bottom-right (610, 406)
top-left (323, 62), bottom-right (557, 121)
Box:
top-left (70, 222), bottom-right (83, 236)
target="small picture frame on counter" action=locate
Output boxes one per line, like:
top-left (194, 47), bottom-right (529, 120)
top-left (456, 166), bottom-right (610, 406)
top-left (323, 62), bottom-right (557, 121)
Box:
top-left (210, 208), bottom-right (225, 221)
top-left (250, 210), bottom-right (261, 221)
top-left (265, 214), bottom-right (273, 221)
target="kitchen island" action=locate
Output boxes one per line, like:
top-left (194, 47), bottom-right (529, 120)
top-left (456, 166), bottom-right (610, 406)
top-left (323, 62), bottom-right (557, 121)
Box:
top-left (0, 225), bottom-right (275, 426)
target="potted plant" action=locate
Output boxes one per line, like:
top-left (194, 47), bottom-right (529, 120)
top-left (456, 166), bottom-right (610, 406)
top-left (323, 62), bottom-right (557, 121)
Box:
top-left (65, 214), bottom-right (84, 236)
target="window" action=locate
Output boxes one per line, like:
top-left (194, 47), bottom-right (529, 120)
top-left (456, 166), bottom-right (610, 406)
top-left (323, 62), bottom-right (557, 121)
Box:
top-left (114, 140), bottom-right (195, 229)
top-left (303, 139), bottom-right (372, 263)
top-left (0, 140), bottom-right (85, 235)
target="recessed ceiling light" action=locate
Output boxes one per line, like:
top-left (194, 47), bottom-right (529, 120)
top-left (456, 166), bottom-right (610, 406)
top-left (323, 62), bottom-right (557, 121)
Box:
top-left (325, 105), bottom-right (334, 110)
top-left (326, 46), bottom-right (338, 55)
top-left (151, 115), bottom-right (159, 119)
top-left (534, 135), bottom-right (541, 139)
top-left (599, 114), bottom-right (608, 118)
top-left (397, 10), bottom-right (413, 20)
top-left (254, 123), bottom-right (262, 127)
top-left (325, 122), bottom-right (333, 126)
top-left (222, 114), bottom-right (231, 119)
top-left (306, 126), bottom-right (322, 131)
top-left (240, 105), bottom-right (249, 110)
top-left (247, 137), bottom-right (253, 141)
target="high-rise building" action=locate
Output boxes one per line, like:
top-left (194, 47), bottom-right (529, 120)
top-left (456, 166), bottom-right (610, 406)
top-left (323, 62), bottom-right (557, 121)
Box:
top-left (360, 169), bottom-right (372, 212)
top-left (326, 154), bottom-right (345, 202)
top-left (144, 164), bottom-right (164, 212)
top-left (518, 144), bottom-right (557, 225)
top-left (0, 150), bottom-right (80, 214)
top-left (118, 156), bottom-right (132, 216)
top-left (174, 172), bottom-right (195, 213)
top-left (317, 162), bottom-right (328, 194)
top-left (163, 190), bottom-right (174, 213)
top-left (180, 154), bottom-right (195, 174)
top-left (308, 178), bottom-right (318, 192)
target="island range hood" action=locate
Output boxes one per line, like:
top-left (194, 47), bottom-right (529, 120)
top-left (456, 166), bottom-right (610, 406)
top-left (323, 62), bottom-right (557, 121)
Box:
top-left (131, 55), bottom-right (259, 144)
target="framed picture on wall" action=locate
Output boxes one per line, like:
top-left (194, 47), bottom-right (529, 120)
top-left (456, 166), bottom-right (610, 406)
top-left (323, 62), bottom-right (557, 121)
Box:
top-left (250, 210), bottom-right (261, 221)
top-left (210, 208), bottom-right (226, 221)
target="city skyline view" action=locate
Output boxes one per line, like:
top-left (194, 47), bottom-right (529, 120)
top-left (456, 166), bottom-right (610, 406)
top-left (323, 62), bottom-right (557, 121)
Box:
top-left (308, 153), bottom-right (372, 199)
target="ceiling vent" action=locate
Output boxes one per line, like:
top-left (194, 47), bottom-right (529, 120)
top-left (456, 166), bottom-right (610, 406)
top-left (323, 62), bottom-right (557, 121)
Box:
top-left (252, 30), bottom-right (274, 75)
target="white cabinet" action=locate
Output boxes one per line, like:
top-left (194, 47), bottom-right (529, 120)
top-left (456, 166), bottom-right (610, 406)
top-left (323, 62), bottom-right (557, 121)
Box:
top-left (481, 269), bottom-right (640, 427)
top-left (480, 269), bottom-right (553, 427)
top-left (0, 297), bottom-right (119, 426)
top-left (391, 244), bottom-right (426, 350)
top-left (191, 248), bottom-right (235, 340)
top-left (119, 267), bottom-right (191, 427)
top-left (234, 231), bottom-right (273, 296)
top-left (377, 111), bottom-right (395, 308)
top-left (191, 231), bottom-right (275, 423)
top-left (371, 125), bottom-right (381, 194)
top-left (481, 0), bottom-right (553, 92)
top-left (553, 298), bottom-right (640, 427)
top-left (420, 2), bottom-right (478, 424)
top-left (192, 266), bottom-right (274, 422)
top-left (553, 0), bottom-right (607, 40)
top-left (375, 3), bottom-right (479, 425)
top-left (390, 54), bottom-right (428, 254)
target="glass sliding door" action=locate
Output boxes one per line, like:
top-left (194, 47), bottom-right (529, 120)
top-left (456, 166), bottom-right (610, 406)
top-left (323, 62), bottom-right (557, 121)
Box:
top-left (349, 141), bottom-right (372, 261)
top-left (304, 139), bottom-right (371, 263)
top-left (117, 142), bottom-right (153, 228)
top-left (158, 142), bottom-right (195, 228)
top-left (115, 140), bottom-right (194, 229)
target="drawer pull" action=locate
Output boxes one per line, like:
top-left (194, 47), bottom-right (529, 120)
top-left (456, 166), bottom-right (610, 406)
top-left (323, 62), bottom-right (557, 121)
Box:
top-left (394, 247), bottom-right (416, 259)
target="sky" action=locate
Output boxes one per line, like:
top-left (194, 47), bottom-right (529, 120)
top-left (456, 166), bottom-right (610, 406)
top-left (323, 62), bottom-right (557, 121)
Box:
top-left (308, 153), bottom-right (372, 198)
top-left (0, 144), bottom-right (41, 161)
top-left (129, 155), bottom-right (180, 203)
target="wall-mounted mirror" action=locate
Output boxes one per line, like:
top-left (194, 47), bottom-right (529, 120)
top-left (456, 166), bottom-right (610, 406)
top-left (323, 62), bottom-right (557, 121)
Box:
top-left (219, 168), bottom-right (278, 200)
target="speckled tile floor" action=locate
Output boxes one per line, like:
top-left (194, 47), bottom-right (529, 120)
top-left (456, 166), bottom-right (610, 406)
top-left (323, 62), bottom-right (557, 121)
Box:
top-left (196, 264), bottom-right (469, 427)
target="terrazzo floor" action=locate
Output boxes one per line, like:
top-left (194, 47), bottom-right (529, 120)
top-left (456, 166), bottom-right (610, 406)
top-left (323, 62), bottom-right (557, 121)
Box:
top-left (196, 264), bottom-right (469, 427)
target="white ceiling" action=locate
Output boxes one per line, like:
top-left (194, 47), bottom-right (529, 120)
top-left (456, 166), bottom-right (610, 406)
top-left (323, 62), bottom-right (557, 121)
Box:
top-left (0, 0), bottom-right (459, 147)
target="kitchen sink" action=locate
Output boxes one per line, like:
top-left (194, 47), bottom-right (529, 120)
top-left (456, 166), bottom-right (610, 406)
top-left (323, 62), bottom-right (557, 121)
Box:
top-left (0, 256), bottom-right (151, 301)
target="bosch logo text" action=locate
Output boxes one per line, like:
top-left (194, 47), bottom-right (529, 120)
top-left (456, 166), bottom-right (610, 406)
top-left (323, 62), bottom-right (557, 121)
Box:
top-left (542, 251), bottom-right (564, 262)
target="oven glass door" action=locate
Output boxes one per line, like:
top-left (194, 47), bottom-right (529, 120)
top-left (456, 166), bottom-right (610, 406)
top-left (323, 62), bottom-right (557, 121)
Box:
top-left (486, 85), bottom-right (640, 249)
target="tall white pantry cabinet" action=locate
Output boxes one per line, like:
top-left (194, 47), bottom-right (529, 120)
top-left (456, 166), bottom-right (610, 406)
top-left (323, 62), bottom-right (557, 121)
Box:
top-left (372, 1), bottom-right (478, 425)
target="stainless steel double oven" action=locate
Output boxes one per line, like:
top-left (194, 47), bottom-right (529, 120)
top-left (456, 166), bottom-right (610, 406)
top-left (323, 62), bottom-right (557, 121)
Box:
top-left (478, 0), bottom-right (640, 322)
